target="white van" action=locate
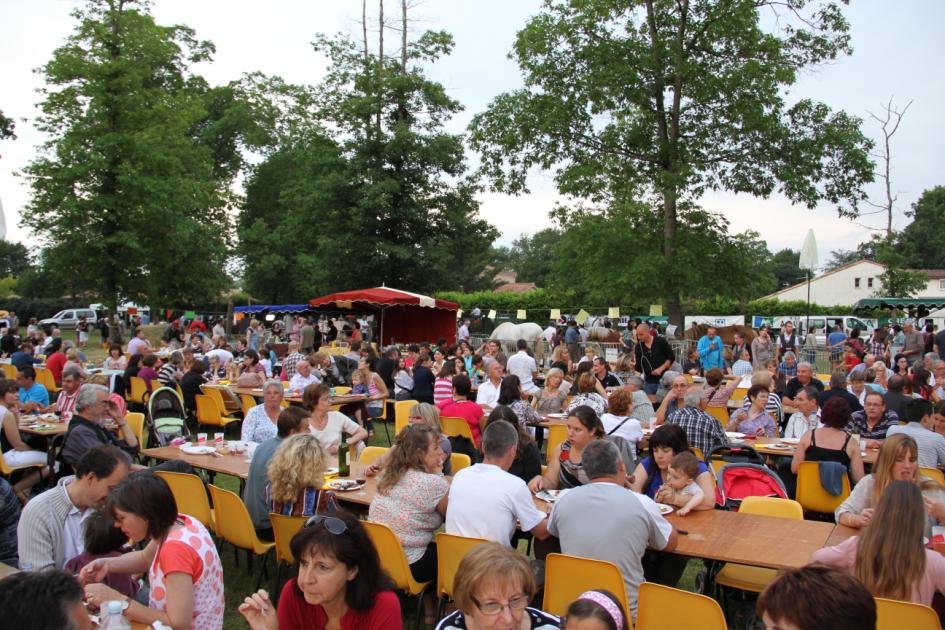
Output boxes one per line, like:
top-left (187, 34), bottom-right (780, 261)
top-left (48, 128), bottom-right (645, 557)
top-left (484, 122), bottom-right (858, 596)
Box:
top-left (39, 308), bottom-right (98, 331)
top-left (771, 315), bottom-right (876, 345)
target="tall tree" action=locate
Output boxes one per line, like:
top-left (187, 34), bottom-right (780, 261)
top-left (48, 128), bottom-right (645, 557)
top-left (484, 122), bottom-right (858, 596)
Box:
top-left (873, 235), bottom-right (927, 298)
top-left (503, 228), bottom-right (562, 287)
top-left (0, 241), bottom-right (30, 278)
top-left (469, 0), bottom-right (874, 324)
top-left (0, 109), bottom-right (14, 159)
top-left (20, 0), bottom-right (260, 309)
top-left (770, 249), bottom-right (805, 290)
top-left (899, 186), bottom-right (945, 270)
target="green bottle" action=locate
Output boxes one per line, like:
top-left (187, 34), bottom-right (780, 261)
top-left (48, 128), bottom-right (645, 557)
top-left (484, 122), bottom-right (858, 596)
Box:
top-left (338, 432), bottom-right (350, 477)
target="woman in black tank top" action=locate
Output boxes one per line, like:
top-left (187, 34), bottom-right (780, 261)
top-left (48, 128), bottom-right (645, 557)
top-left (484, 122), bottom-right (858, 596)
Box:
top-left (791, 398), bottom-right (865, 483)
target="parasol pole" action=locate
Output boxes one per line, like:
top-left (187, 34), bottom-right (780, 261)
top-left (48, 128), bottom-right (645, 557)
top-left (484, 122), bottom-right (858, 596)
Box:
top-left (798, 228), bottom-right (819, 349)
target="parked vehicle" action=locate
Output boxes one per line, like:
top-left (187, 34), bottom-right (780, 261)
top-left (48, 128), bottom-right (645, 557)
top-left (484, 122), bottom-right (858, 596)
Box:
top-left (39, 308), bottom-right (98, 332)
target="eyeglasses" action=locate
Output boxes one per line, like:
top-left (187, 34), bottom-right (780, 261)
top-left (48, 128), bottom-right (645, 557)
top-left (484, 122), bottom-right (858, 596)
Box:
top-left (472, 594), bottom-right (529, 616)
top-left (304, 514), bottom-right (348, 535)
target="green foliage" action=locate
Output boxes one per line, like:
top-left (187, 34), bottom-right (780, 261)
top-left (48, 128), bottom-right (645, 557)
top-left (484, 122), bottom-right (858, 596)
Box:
top-left (0, 277), bottom-right (16, 299)
top-left (495, 229), bottom-right (562, 288)
top-left (899, 186), bottom-right (945, 269)
top-left (873, 235), bottom-right (927, 298)
top-left (823, 241), bottom-right (878, 272)
top-left (771, 249), bottom-right (806, 290)
top-left (19, 0), bottom-right (256, 309)
top-left (469, 0), bottom-right (874, 322)
top-left (0, 109), bottom-right (15, 151)
top-left (0, 297), bottom-right (88, 321)
top-left (0, 241), bottom-right (31, 278)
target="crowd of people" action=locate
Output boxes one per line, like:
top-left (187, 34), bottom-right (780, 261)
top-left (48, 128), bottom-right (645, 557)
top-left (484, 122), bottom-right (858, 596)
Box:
top-left (0, 313), bottom-right (944, 629)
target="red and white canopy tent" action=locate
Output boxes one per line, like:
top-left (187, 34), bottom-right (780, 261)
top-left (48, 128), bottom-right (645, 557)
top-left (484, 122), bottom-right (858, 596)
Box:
top-left (308, 286), bottom-right (459, 346)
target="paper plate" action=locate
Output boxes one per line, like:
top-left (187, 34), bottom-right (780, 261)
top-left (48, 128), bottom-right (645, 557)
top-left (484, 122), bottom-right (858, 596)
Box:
top-left (536, 489), bottom-right (570, 503)
top-left (725, 432), bottom-right (746, 439)
top-left (657, 503), bottom-right (674, 515)
top-left (765, 444), bottom-right (793, 450)
top-left (327, 479), bottom-right (364, 492)
top-left (780, 437), bottom-right (801, 445)
top-left (180, 445), bottom-right (216, 455)
top-left (546, 413), bottom-right (566, 419)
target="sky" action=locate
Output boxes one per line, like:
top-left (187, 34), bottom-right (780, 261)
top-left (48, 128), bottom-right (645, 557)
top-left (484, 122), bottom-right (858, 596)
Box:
top-left (1, 0), bottom-right (943, 272)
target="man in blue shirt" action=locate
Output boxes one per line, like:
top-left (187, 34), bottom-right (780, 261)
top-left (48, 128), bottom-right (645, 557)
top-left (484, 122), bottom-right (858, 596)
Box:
top-left (827, 325), bottom-right (847, 367)
top-left (697, 327), bottom-right (725, 371)
top-left (10, 342), bottom-right (41, 372)
top-left (564, 319), bottom-right (581, 362)
top-left (16, 366), bottom-right (49, 413)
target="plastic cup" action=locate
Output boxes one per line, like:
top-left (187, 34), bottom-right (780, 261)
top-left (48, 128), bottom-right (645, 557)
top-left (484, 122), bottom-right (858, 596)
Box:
top-left (213, 432), bottom-right (224, 445)
top-left (197, 433), bottom-right (207, 445)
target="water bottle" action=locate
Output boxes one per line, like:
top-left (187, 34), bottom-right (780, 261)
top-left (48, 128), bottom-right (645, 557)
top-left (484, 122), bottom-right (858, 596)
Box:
top-left (99, 600), bottom-right (131, 630)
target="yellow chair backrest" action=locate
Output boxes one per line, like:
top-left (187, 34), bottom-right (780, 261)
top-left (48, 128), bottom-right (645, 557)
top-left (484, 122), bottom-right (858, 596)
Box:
top-left (124, 412), bottom-right (146, 449)
top-left (705, 406), bottom-right (729, 423)
top-left (195, 394), bottom-right (224, 427)
top-left (394, 400), bottom-right (418, 435)
top-left (240, 394), bottom-right (257, 417)
top-left (920, 467), bottom-right (945, 486)
top-left (547, 424), bottom-right (568, 460)
top-left (450, 453), bottom-right (472, 474)
top-left (636, 582), bottom-right (726, 629)
top-left (1, 364), bottom-right (16, 379)
top-left (0, 451), bottom-right (45, 475)
top-left (543, 553), bottom-right (629, 618)
top-left (269, 513), bottom-right (306, 565)
top-left (128, 376), bottom-right (149, 404)
top-left (738, 495), bottom-right (803, 520)
top-left (175, 383), bottom-right (185, 401)
top-left (441, 416), bottom-right (473, 441)
top-left (155, 471), bottom-right (213, 530)
top-left (362, 521), bottom-right (429, 595)
top-left (208, 484), bottom-right (273, 555)
top-left (203, 386), bottom-right (229, 416)
top-left (795, 460), bottom-right (851, 514)
top-left (435, 533), bottom-right (489, 599)
top-left (732, 387), bottom-right (749, 402)
top-left (690, 446), bottom-right (705, 461)
top-left (684, 373), bottom-right (694, 384)
top-left (359, 446), bottom-right (389, 465)
top-left (36, 367), bottom-right (58, 393)
top-left (875, 596), bottom-right (939, 630)
top-left (333, 386), bottom-right (352, 395)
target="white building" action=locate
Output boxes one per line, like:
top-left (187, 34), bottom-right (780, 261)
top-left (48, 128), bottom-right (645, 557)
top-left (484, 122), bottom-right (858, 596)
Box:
top-left (762, 261), bottom-right (945, 305)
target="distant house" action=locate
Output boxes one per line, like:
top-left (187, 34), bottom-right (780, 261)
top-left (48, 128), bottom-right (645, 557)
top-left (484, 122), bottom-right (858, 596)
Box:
top-left (495, 282), bottom-right (538, 293)
top-left (761, 260), bottom-right (945, 306)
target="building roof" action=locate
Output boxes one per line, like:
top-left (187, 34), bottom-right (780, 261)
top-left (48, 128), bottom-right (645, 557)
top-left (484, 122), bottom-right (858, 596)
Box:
top-left (495, 282), bottom-right (538, 293)
top-left (914, 269), bottom-right (945, 280)
top-left (761, 259), bottom-right (886, 299)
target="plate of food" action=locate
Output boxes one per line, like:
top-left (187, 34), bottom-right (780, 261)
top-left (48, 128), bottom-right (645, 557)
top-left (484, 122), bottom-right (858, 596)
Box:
top-left (657, 503), bottom-right (674, 515)
top-left (780, 437), bottom-right (800, 445)
top-left (726, 432), bottom-right (747, 439)
top-left (535, 489), bottom-right (570, 503)
top-left (765, 443), bottom-right (793, 450)
top-left (327, 479), bottom-right (364, 492)
top-left (180, 445), bottom-right (217, 455)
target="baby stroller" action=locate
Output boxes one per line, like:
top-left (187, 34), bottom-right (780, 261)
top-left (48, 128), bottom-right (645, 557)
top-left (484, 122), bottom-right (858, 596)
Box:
top-left (147, 387), bottom-right (192, 447)
top-left (712, 450), bottom-right (789, 511)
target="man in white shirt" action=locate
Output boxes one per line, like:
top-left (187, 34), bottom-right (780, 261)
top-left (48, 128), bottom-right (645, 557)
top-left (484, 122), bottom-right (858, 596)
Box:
top-left (446, 420), bottom-right (550, 546)
top-left (783, 385), bottom-right (822, 439)
top-left (505, 339), bottom-right (539, 395)
top-left (126, 328), bottom-right (150, 356)
top-left (204, 342), bottom-right (234, 366)
top-left (17, 445), bottom-right (130, 570)
top-left (289, 360), bottom-right (321, 392)
top-left (549, 439), bottom-right (677, 617)
top-left (475, 360), bottom-right (504, 408)
top-left (458, 320), bottom-right (470, 342)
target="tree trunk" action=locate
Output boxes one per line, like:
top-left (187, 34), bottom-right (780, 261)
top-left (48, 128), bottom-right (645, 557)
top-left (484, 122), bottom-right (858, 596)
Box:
top-left (401, 0), bottom-right (407, 73)
top-left (376, 0), bottom-right (384, 132)
top-left (663, 184), bottom-right (683, 328)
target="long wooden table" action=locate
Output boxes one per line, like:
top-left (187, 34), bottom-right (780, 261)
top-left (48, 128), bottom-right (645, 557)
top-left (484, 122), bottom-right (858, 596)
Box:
top-left (141, 445), bottom-right (251, 479)
top-left (749, 436), bottom-right (879, 466)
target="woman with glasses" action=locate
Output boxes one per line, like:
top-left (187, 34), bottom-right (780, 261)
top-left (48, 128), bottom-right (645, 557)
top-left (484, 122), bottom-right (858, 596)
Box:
top-left (239, 510), bottom-right (402, 629)
top-left (435, 542), bottom-right (558, 629)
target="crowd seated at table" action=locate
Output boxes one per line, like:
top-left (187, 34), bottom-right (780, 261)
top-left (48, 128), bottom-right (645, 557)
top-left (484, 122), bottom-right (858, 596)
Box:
top-left (1, 314), bottom-right (945, 628)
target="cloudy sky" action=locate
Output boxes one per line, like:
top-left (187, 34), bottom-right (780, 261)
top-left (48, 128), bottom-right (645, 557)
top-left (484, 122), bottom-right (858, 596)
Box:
top-left (1, 0), bottom-right (943, 270)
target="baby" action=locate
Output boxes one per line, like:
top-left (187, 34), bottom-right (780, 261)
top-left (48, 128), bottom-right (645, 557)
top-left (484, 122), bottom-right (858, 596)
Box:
top-left (664, 451), bottom-right (705, 516)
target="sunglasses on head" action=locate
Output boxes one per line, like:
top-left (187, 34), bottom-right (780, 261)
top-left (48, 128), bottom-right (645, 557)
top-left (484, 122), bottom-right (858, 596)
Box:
top-left (304, 514), bottom-right (348, 535)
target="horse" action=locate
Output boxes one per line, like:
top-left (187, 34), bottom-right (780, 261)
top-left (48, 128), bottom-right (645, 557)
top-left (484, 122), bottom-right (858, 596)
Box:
top-left (490, 322), bottom-right (546, 363)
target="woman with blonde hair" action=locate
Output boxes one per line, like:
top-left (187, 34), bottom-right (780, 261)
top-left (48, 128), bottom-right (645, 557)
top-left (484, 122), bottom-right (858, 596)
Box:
top-left (64, 348), bottom-right (88, 380)
top-left (550, 343), bottom-right (572, 375)
top-left (265, 433), bottom-right (336, 517)
top-left (533, 367), bottom-right (569, 415)
top-left (369, 424), bottom-right (448, 624)
top-left (836, 433), bottom-right (945, 534)
top-left (813, 480), bottom-right (945, 605)
top-left (435, 542), bottom-right (558, 629)
top-left (366, 402), bottom-right (453, 476)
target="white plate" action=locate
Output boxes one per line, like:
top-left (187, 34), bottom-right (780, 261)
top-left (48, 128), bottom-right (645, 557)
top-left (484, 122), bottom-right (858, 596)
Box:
top-left (536, 489), bottom-right (570, 503)
top-left (780, 437), bottom-right (800, 445)
top-left (327, 479), bottom-right (364, 492)
top-left (324, 467), bottom-right (339, 476)
top-left (546, 413), bottom-right (566, 419)
top-left (180, 445), bottom-right (216, 455)
top-left (765, 444), bottom-right (793, 450)
top-left (726, 432), bottom-right (746, 439)
top-left (657, 503), bottom-right (674, 515)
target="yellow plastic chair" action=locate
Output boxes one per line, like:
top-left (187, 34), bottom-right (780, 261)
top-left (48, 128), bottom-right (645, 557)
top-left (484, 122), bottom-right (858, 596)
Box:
top-left (202, 386), bottom-right (241, 419)
top-left (35, 367), bottom-right (60, 394)
top-left (715, 497), bottom-right (804, 595)
top-left (333, 386), bottom-right (352, 395)
top-left (127, 376), bottom-right (151, 406)
top-left (684, 374), bottom-right (694, 384)
top-left (1, 364), bottom-right (16, 379)
top-left (795, 460), bottom-right (851, 515)
top-left (705, 406), bottom-right (729, 423)
top-left (362, 520), bottom-right (431, 627)
top-left (875, 597), bottom-right (939, 630)
top-left (441, 416), bottom-right (474, 441)
top-left (450, 453), bottom-right (472, 474)
top-left (732, 387), bottom-right (749, 402)
top-left (636, 582), bottom-right (726, 630)
top-left (0, 450), bottom-right (46, 477)
top-left (240, 394), bottom-right (257, 417)
top-left (920, 467), bottom-right (945, 486)
top-left (546, 424), bottom-right (568, 461)
top-left (690, 446), bottom-right (705, 461)
top-left (195, 394), bottom-right (242, 430)
top-left (359, 446), bottom-right (389, 466)
top-left (270, 513), bottom-right (306, 592)
top-left (209, 485), bottom-right (275, 587)
top-left (124, 412), bottom-right (146, 450)
top-left (394, 399), bottom-right (419, 436)
top-left (155, 471), bottom-right (213, 531)
top-left (434, 533), bottom-right (489, 611)
top-left (543, 553), bottom-right (629, 618)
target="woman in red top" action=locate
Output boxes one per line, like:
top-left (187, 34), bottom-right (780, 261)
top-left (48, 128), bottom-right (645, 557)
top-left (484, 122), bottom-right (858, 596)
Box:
top-left (436, 374), bottom-right (485, 447)
top-left (239, 511), bottom-right (402, 630)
